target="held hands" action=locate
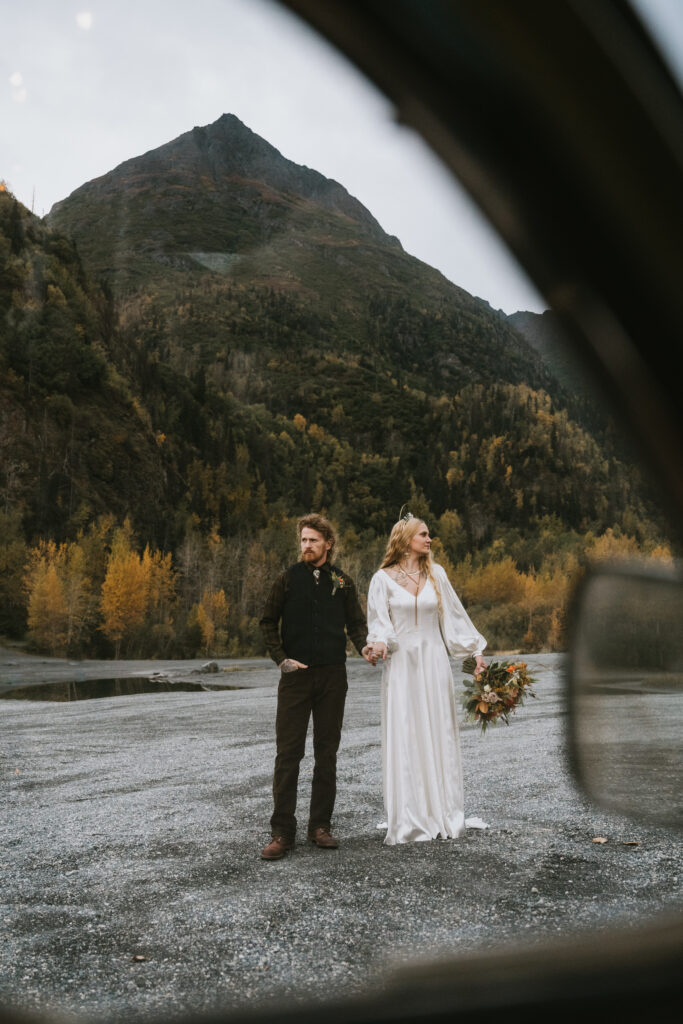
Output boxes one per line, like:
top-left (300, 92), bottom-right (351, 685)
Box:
top-left (364, 642), bottom-right (387, 666)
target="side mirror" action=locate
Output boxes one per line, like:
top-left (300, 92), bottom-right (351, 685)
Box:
top-left (567, 562), bottom-right (683, 829)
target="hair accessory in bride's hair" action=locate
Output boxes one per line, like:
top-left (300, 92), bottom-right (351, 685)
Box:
top-left (398, 504), bottom-right (414, 525)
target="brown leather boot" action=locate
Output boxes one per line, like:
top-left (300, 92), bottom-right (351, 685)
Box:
top-left (260, 835), bottom-right (294, 860)
top-left (307, 826), bottom-right (339, 849)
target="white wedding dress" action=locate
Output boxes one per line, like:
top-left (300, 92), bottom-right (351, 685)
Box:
top-left (367, 564), bottom-right (487, 845)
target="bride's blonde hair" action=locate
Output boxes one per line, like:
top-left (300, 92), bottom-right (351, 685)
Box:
top-left (379, 516), bottom-right (442, 615)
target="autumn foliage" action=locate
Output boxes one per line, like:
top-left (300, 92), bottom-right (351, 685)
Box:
top-left (24, 539), bottom-right (95, 655)
top-left (10, 509), bottom-right (674, 660)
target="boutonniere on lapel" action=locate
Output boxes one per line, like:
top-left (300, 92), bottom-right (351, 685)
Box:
top-left (330, 570), bottom-right (345, 596)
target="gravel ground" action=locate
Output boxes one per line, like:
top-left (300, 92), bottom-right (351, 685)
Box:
top-left (1, 652), bottom-right (681, 1022)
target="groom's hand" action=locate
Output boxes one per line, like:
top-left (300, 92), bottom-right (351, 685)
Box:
top-left (280, 658), bottom-right (308, 673)
top-left (361, 645), bottom-right (375, 664)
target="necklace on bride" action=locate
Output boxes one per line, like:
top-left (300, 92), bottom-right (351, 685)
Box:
top-left (395, 562), bottom-right (424, 584)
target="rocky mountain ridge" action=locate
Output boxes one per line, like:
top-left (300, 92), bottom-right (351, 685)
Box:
top-left (48, 113), bottom-right (402, 288)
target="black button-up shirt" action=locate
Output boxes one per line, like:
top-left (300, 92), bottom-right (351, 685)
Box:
top-left (260, 561), bottom-right (367, 666)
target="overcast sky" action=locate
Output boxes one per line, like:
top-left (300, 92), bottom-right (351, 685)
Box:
top-left (2, 0), bottom-right (681, 315)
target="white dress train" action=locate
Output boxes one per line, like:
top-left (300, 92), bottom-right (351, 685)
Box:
top-left (367, 564), bottom-right (487, 845)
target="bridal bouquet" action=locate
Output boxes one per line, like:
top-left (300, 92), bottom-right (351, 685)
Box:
top-left (461, 658), bottom-right (537, 734)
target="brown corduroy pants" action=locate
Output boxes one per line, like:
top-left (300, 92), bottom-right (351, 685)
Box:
top-left (269, 664), bottom-right (348, 840)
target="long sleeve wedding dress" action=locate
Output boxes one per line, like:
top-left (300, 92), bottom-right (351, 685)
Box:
top-left (367, 564), bottom-right (486, 845)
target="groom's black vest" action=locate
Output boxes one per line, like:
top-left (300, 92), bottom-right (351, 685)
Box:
top-left (281, 561), bottom-right (349, 666)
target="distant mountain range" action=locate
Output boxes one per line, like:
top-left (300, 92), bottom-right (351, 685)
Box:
top-left (507, 308), bottom-right (598, 400)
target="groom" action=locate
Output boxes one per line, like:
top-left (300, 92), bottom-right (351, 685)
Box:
top-left (259, 513), bottom-right (373, 860)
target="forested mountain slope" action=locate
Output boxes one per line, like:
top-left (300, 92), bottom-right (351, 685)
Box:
top-left (0, 119), bottom-right (670, 654)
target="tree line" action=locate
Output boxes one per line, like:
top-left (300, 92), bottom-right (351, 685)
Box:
top-left (4, 508), bottom-right (673, 660)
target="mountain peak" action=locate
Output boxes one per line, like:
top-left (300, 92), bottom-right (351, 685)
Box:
top-left (48, 114), bottom-right (398, 270)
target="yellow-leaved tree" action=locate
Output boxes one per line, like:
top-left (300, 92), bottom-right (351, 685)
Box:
top-left (141, 545), bottom-right (177, 654)
top-left (24, 539), bottom-right (94, 655)
top-left (100, 522), bottom-right (149, 658)
top-left (191, 588), bottom-right (229, 656)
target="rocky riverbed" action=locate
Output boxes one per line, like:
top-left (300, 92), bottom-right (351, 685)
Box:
top-left (1, 651), bottom-right (681, 1022)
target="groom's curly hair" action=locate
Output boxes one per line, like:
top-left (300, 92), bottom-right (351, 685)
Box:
top-left (297, 513), bottom-right (337, 561)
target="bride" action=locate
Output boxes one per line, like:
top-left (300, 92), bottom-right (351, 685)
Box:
top-left (367, 513), bottom-right (487, 845)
